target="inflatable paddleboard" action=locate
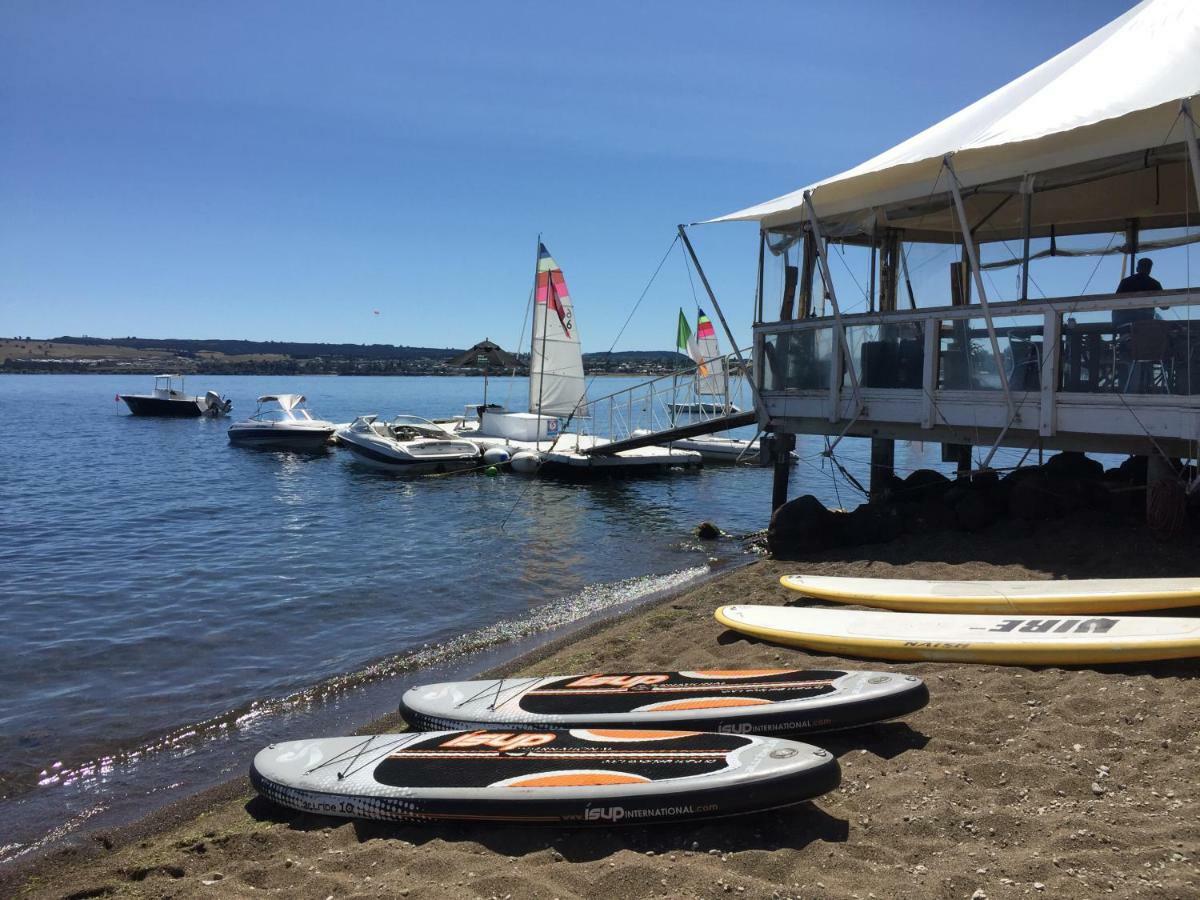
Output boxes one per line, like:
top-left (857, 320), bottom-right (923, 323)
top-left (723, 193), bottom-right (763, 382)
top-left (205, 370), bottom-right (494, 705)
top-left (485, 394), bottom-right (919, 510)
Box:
top-left (251, 729), bottom-right (840, 825)
top-left (400, 669), bottom-right (928, 735)
top-left (715, 605), bottom-right (1200, 665)
top-left (781, 574), bottom-right (1200, 615)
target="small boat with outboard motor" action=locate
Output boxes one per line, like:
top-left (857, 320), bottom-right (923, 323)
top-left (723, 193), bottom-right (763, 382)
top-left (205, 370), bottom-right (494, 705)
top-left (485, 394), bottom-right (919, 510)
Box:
top-left (336, 414), bottom-right (481, 474)
top-left (119, 374), bottom-right (232, 417)
top-left (228, 394), bottom-right (336, 449)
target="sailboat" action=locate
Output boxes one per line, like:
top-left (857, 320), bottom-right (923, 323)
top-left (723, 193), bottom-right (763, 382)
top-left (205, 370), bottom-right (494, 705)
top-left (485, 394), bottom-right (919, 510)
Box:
top-left (672, 309), bottom-right (740, 415)
top-left (442, 243), bottom-right (701, 476)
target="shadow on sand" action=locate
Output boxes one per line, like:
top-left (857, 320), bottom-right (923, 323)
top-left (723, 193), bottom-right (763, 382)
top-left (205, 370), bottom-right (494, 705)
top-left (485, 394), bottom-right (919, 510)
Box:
top-left (245, 794), bottom-right (849, 860)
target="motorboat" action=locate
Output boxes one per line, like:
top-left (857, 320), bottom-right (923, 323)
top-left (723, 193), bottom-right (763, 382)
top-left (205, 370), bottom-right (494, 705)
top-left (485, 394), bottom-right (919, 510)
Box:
top-left (119, 374), bottom-right (232, 417)
top-left (336, 415), bottom-right (481, 474)
top-left (228, 394), bottom-right (336, 449)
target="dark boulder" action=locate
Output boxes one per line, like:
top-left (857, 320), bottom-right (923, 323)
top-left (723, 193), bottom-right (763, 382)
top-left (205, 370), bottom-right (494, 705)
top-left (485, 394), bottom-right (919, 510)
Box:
top-left (768, 495), bottom-right (842, 559)
top-left (1006, 469), bottom-right (1061, 521)
top-left (897, 468), bottom-right (952, 505)
top-left (1115, 455), bottom-right (1148, 486)
top-left (901, 497), bottom-right (958, 534)
top-left (1043, 451), bottom-right (1103, 482)
top-left (953, 489), bottom-right (999, 532)
top-left (844, 502), bottom-right (903, 546)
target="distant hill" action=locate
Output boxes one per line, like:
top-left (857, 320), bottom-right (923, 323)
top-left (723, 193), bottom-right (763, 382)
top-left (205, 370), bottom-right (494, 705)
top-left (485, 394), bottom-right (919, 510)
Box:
top-left (2, 336), bottom-right (690, 375)
top-left (48, 335), bottom-right (459, 362)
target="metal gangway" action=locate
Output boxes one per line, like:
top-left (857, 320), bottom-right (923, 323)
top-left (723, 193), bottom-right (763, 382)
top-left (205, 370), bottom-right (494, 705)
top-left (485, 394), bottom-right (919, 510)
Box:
top-left (575, 350), bottom-right (758, 456)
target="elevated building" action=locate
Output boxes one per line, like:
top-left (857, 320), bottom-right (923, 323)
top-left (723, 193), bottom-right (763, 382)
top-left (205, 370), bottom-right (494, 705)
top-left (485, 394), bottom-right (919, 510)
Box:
top-left (710, 0), bottom-right (1200, 507)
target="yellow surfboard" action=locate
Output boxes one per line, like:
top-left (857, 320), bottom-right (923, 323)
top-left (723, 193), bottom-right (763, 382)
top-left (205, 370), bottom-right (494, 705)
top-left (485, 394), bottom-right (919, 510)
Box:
top-left (780, 574), bottom-right (1200, 615)
top-left (714, 605), bottom-right (1200, 666)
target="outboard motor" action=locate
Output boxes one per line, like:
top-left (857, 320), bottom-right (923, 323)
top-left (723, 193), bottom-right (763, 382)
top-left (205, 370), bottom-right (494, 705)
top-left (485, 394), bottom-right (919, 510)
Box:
top-left (204, 391), bottom-right (232, 417)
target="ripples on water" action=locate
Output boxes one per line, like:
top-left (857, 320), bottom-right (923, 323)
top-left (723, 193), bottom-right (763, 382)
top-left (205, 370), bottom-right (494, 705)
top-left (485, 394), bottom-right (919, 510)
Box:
top-left (0, 372), bottom-right (960, 856)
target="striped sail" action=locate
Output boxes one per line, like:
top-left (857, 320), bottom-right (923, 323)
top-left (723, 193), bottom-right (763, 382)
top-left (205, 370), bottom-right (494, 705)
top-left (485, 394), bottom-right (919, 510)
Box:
top-left (529, 243), bottom-right (587, 418)
top-left (694, 309), bottom-right (726, 397)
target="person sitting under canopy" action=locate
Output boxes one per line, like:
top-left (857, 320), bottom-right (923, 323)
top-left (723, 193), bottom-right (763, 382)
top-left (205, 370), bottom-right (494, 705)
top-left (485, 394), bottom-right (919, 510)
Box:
top-left (1112, 258), bottom-right (1164, 330)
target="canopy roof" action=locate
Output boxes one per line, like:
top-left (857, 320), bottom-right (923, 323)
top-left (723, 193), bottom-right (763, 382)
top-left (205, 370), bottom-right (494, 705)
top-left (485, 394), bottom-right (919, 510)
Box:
top-left (258, 394), bottom-right (305, 410)
top-left (712, 0), bottom-right (1200, 243)
top-left (448, 339), bottom-right (524, 370)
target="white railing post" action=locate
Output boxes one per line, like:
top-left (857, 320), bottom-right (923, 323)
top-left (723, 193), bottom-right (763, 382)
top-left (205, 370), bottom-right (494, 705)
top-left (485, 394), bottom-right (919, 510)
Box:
top-left (921, 318), bottom-right (938, 429)
top-left (1039, 310), bottom-right (1059, 437)
top-left (944, 155), bottom-right (1015, 419)
top-left (803, 191), bottom-right (862, 418)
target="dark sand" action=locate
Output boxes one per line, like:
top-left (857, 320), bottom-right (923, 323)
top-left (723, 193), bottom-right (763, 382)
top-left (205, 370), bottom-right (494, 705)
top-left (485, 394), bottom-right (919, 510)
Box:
top-left (9, 520), bottom-right (1199, 899)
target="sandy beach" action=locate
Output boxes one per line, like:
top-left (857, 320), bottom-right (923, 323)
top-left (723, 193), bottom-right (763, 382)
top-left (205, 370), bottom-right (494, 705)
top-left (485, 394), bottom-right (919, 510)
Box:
top-left (9, 518), bottom-right (1200, 899)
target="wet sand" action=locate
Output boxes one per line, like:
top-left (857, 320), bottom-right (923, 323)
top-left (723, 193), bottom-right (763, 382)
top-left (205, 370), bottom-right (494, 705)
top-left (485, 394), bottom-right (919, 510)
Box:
top-left (9, 520), bottom-right (1200, 899)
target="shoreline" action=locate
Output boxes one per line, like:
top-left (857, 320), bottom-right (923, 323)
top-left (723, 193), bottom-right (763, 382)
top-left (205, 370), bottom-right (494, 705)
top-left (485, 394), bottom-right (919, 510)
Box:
top-left (10, 520), bottom-right (1200, 898)
top-left (3, 557), bottom-right (740, 892)
top-left (1, 558), bottom-right (740, 863)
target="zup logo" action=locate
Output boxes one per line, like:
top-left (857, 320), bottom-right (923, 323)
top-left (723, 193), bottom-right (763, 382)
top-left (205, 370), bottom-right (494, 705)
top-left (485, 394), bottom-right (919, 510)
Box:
top-left (441, 732), bottom-right (556, 752)
top-left (567, 674), bottom-right (670, 689)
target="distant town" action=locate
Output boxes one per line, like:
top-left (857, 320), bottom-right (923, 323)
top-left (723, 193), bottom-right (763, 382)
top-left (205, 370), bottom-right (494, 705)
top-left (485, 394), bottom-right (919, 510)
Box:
top-left (0, 336), bottom-right (690, 377)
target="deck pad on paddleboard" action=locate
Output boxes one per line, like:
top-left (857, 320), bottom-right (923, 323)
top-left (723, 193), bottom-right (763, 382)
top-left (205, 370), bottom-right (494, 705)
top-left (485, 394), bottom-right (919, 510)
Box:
top-left (251, 729), bottom-right (840, 824)
top-left (399, 668), bottom-right (928, 735)
top-left (716, 605), bottom-right (1200, 665)
top-left (780, 574), bottom-right (1200, 615)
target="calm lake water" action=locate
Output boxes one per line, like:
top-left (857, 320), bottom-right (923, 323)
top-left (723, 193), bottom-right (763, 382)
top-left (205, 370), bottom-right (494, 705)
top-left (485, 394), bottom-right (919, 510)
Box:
top-left (0, 372), bottom-right (956, 857)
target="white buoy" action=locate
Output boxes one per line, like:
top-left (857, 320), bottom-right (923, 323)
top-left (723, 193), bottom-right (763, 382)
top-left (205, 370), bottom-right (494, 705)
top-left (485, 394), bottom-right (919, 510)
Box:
top-left (510, 451), bottom-right (541, 474)
top-left (482, 447), bottom-right (512, 466)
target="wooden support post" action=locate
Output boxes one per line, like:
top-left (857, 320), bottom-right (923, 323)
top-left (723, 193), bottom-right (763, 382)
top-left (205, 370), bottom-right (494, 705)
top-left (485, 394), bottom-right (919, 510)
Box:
top-left (1146, 450), bottom-right (1173, 521)
top-left (754, 230), bottom-right (766, 325)
top-left (770, 433), bottom-right (796, 513)
top-left (956, 445), bottom-right (973, 481)
top-left (1020, 177), bottom-right (1033, 301)
top-left (799, 229), bottom-right (817, 318)
top-left (870, 438), bottom-right (895, 500)
top-left (780, 264), bottom-right (798, 321)
top-left (879, 230), bottom-right (900, 313)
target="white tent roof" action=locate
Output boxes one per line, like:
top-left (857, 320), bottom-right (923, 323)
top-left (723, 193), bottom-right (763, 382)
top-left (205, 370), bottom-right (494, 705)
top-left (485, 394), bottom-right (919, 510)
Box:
top-left (712, 0), bottom-right (1200, 236)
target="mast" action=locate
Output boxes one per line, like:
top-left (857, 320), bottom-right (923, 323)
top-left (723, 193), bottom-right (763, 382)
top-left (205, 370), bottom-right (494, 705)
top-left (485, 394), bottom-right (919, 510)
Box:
top-left (529, 234), bottom-right (543, 420)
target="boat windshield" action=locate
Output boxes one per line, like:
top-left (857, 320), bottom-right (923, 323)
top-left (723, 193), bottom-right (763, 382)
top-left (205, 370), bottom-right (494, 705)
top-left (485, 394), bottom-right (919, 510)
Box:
top-left (387, 416), bottom-right (450, 440)
top-left (252, 409), bottom-right (299, 423)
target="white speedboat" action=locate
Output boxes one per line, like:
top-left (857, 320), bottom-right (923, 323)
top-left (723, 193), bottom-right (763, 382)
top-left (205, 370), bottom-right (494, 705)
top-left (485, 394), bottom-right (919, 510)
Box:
top-left (119, 374), bottom-right (232, 417)
top-left (228, 394), bottom-right (336, 449)
top-left (337, 415), bottom-right (480, 474)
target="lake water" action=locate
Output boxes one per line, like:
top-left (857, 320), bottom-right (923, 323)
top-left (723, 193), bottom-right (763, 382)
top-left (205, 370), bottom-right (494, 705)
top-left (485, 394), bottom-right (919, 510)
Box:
top-left (0, 372), bottom-right (954, 859)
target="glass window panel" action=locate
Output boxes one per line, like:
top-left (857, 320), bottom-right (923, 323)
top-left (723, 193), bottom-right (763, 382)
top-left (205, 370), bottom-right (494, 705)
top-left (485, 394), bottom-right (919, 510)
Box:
top-left (844, 322), bottom-right (924, 389)
top-left (761, 329), bottom-right (832, 391)
top-left (1062, 300), bottom-right (1200, 395)
top-left (938, 314), bottom-right (1044, 391)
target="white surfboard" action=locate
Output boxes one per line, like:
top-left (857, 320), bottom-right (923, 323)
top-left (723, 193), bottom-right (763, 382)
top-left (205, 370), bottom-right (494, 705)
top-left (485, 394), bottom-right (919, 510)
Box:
top-left (715, 605), bottom-right (1200, 665)
top-left (780, 574), bottom-right (1200, 615)
top-left (399, 668), bottom-right (928, 735)
top-left (251, 729), bottom-right (840, 825)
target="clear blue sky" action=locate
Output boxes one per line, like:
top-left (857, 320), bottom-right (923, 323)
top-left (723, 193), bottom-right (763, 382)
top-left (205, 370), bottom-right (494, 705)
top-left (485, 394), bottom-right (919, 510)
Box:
top-left (1, 0), bottom-right (1137, 351)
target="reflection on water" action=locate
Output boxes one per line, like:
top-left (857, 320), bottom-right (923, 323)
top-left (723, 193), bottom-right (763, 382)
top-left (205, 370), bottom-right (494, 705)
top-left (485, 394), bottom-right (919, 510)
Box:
top-left (0, 372), bottom-right (1016, 860)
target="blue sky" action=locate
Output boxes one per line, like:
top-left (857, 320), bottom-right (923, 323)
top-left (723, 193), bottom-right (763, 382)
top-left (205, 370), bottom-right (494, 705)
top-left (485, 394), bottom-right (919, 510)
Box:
top-left (1, 0), bottom-right (1140, 351)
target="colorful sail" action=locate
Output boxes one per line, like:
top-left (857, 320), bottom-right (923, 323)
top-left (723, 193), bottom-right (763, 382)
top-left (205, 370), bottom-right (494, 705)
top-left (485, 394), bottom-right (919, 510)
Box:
top-left (694, 308), bottom-right (726, 396)
top-left (530, 243), bottom-right (587, 418)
